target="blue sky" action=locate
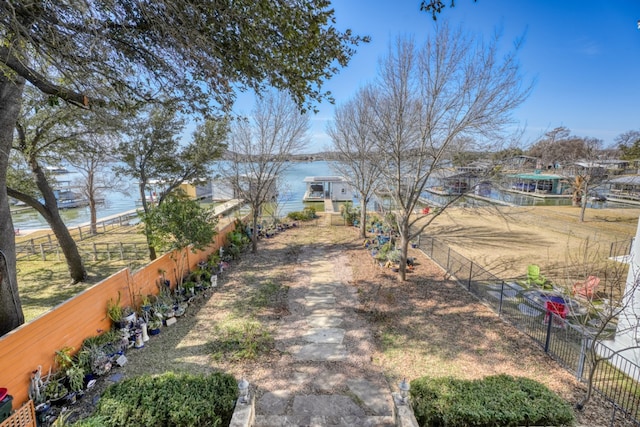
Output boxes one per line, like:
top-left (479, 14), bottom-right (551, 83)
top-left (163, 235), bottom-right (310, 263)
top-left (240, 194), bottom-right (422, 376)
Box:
top-left (233, 0), bottom-right (640, 152)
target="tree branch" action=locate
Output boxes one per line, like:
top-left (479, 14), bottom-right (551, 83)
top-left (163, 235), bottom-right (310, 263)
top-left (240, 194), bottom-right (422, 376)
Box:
top-left (1, 47), bottom-right (90, 109)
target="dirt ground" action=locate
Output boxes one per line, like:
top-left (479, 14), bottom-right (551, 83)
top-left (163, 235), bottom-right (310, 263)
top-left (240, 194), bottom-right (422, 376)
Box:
top-left (424, 205), bottom-right (640, 283)
top-left (63, 207), bottom-right (640, 426)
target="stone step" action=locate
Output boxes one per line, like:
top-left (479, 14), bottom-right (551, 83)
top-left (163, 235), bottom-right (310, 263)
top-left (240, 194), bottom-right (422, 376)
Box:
top-left (293, 343), bottom-right (348, 361)
top-left (253, 415), bottom-right (396, 427)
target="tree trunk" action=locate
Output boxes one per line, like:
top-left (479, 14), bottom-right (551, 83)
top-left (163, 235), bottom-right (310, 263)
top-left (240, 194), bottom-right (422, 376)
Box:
top-left (359, 199), bottom-right (368, 239)
top-left (398, 221), bottom-right (410, 281)
top-left (251, 211), bottom-right (259, 253)
top-left (40, 205), bottom-right (88, 283)
top-left (89, 195), bottom-right (98, 235)
top-left (139, 181), bottom-right (157, 260)
top-left (88, 171), bottom-right (98, 235)
top-left (580, 181), bottom-right (589, 223)
top-left (26, 159), bottom-right (88, 283)
top-left (0, 72), bottom-right (26, 334)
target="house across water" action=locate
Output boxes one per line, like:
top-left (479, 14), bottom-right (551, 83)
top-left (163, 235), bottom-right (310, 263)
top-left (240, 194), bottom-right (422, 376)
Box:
top-left (302, 176), bottom-right (353, 202)
top-left (504, 172), bottom-right (567, 196)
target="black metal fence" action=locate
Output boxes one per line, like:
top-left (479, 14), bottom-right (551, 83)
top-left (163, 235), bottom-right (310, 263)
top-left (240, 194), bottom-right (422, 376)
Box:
top-left (419, 235), bottom-right (640, 426)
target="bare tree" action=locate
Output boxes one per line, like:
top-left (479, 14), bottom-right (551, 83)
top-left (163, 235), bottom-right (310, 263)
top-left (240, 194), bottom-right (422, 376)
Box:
top-left (327, 85), bottom-right (383, 238)
top-left (575, 138), bottom-right (604, 222)
top-left (224, 91), bottom-right (310, 253)
top-left (368, 26), bottom-right (531, 280)
top-left (67, 134), bottom-right (125, 235)
top-left (529, 127), bottom-right (591, 170)
top-left (616, 129), bottom-right (640, 160)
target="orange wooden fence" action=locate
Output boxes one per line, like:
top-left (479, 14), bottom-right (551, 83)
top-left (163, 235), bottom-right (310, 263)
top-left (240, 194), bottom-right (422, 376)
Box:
top-left (0, 220), bottom-right (237, 410)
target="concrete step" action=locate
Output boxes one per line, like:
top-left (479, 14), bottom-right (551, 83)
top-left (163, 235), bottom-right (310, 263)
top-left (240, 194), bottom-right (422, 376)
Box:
top-left (254, 415), bottom-right (396, 427)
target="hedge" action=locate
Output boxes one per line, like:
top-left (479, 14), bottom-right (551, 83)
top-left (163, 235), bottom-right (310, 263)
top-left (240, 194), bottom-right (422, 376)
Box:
top-left (411, 374), bottom-right (575, 427)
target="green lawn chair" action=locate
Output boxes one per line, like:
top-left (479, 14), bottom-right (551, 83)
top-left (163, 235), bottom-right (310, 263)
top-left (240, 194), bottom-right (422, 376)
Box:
top-left (526, 264), bottom-right (549, 288)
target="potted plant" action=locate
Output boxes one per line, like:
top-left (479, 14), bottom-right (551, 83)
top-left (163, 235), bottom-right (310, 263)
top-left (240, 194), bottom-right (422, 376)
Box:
top-left (54, 346), bottom-right (74, 372)
top-left (139, 294), bottom-right (152, 313)
top-left (80, 342), bottom-right (111, 377)
top-left (66, 362), bottom-right (85, 396)
top-left (148, 318), bottom-right (162, 335)
top-left (122, 305), bottom-right (136, 324)
top-left (183, 281), bottom-right (196, 296)
top-left (107, 293), bottom-right (124, 329)
top-left (43, 380), bottom-right (68, 406)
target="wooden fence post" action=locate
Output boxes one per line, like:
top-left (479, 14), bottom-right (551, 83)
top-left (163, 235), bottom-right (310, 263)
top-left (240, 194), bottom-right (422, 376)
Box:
top-left (119, 243), bottom-right (124, 260)
top-left (39, 243), bottom-right (46, 261)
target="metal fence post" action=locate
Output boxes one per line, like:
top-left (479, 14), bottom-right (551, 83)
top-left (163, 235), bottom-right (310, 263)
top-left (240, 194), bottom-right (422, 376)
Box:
top-left (430, 238), bottom-right (434, 257)
top-left (544, 312), bottom-right (553, 353)
top-left (446, 247), bottom-right (451, 271)
top-left (468, 262), bottom-right (473, 290)
top-left (498, 281), bottom-right (505, 315)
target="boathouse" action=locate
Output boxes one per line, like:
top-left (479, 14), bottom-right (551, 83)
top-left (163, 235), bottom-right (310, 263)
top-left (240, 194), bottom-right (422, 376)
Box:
top-left (303, 176), bottom-right (353, 202)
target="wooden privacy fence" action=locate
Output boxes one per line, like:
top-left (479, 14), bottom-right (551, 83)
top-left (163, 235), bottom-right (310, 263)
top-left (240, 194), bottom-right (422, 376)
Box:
top-left (0, 219), bottom-right (237, 411)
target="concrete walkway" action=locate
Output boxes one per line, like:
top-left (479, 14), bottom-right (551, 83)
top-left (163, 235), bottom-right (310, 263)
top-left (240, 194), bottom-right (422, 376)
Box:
top-left (323, 198), bottom-right (335, 213)
top-left (252, 233), bottom-right (396, 426)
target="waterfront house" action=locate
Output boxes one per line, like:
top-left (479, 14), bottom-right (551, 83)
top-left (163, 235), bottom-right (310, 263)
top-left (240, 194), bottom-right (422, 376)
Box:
top-left (606, 175), bottom-right (640, 204)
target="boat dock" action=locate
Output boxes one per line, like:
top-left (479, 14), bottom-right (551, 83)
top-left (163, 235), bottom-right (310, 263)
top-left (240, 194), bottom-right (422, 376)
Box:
top-left (324, 199), bottom-right (335, 213)
top-left (213, 199), bottom-right (244, 217)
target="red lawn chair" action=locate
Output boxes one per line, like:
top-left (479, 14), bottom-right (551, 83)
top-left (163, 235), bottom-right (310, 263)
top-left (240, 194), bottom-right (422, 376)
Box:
top-left (572, 275), bottom-right (600, 299)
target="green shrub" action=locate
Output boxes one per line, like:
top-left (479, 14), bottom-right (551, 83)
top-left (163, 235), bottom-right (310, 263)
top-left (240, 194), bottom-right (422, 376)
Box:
top-left (74, 372), bottom-right (237, 427)
top-left (287, 206), bottom-right (317, 221)
top-left (411, 374), bottom-right (575, 427)
top-left (339, 201), bottom-right (358, 225)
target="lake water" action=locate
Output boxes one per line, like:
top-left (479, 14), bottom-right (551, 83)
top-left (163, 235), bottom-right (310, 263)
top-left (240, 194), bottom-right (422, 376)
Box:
top-left (11, 161), bottom-right (337, 231)
top-left (10, 160), bottom-right (630, 231)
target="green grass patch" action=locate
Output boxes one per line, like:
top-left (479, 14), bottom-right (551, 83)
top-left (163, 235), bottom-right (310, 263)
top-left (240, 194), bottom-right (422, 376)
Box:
top-left (411, 374), bottom-right (575, 427)
top-left (249, 279), bottom-right (286, 308)
top-left (231, 278), bottom-right (289, 316)
top-left (16, 229), bottom-right (149, 322)
top-left (209, 319), bottom-right (274, 361)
